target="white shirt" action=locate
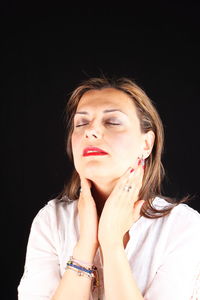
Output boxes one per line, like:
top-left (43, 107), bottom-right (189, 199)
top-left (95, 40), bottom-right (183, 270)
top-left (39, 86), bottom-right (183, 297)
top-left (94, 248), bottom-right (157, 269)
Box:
top-left (18, 196), bottom-right (200, 300)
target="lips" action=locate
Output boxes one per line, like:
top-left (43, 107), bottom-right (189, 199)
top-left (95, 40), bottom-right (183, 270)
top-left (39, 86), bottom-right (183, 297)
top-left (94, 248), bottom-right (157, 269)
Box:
top-left (83, 146), bottom-right (108, 157)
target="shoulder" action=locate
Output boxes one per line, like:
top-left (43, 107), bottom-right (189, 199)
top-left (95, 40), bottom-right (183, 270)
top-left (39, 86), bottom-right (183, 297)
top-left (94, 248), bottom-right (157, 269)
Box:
top-left (26, 197), bottom-right (79, 250)
top-left (154, 196), bottom-right (200, 225)
top-left (152, 197), bottom-right (200, 251)
top-left (32, 197), bottom-right (78, 227)
top-left (37, 196), bottom-right (78, 215)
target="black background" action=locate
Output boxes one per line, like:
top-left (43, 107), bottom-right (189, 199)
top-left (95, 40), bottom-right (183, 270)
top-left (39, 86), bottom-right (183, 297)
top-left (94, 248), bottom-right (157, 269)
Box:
top-left (1, 2), bottom-right (200, 299)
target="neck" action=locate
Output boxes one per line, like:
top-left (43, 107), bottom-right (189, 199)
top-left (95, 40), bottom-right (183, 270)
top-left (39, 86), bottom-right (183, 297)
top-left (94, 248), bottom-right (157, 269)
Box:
top-left (90, 178), bottom-right (131, 249)
top-left (91, 179), bottom-right (117, 217)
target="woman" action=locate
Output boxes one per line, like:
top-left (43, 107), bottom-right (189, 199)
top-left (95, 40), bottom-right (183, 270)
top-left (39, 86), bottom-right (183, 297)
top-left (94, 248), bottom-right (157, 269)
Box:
top-left (18, 77), bottom-right (200, 300)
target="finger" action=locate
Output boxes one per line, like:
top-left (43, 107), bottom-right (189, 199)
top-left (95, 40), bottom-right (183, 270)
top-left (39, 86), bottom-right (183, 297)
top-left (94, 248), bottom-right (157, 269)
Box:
top-left (125, 162), bottom-right (144, 187)
top-left (114, 166), bottom-right (134, 190)
top-left (110, 165), bottom-right (139, 198)
top-left (125, 184), bottom-right (141, 206)
top-left (107, 167), bottom-right (132, 199)
top-left (133, 200), bottom-right (145, 217)
top-left (123, 158), bottom-right (144, 184)
top-left (109, 161), bottom-right (143, 198)
top-left (79, 176), bottom-right (92, 197)
top-left (123, 168), bottom-right (144, 204)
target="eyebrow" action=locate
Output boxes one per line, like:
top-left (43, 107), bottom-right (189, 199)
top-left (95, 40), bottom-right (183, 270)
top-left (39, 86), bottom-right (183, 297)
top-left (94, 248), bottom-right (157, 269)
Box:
top-left (75, 109), bottom-right (127, 115)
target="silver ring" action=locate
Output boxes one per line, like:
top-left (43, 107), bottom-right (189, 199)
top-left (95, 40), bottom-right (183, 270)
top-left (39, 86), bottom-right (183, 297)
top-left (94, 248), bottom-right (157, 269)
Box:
top-left (123, 185), bottom-right (132, 192)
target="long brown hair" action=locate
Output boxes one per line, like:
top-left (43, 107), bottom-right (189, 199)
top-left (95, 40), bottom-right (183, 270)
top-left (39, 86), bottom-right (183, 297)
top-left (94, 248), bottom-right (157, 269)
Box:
top-left (59, 77), bottom-right (188, 218)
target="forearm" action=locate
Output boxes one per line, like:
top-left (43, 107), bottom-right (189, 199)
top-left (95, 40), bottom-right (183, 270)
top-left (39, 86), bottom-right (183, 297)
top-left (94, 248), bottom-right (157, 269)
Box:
top-left (52, 242), bottom-right (97, 300)
top-left (102, 243), bottom-right (144, 300)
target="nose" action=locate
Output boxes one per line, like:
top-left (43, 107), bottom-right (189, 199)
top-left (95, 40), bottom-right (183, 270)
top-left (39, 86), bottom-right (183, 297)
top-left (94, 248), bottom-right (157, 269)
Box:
top-left (84, 127), bottom-right (102, 140)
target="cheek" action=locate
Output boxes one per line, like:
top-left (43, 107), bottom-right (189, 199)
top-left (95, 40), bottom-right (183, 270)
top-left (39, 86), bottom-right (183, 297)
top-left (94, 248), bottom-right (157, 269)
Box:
top-left (111, 132), bottom-right (139, 149)
top-left (71, 134), bottom-right (83, 172)
top-left (71, 133), bottom-right (81, 157)
top-left (110, 132), bottom-right (141, 159)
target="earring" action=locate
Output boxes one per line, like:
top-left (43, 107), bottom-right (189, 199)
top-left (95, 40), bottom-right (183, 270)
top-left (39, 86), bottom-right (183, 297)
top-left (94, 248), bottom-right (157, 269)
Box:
top-left (141, 154), bottom-right (145, 168)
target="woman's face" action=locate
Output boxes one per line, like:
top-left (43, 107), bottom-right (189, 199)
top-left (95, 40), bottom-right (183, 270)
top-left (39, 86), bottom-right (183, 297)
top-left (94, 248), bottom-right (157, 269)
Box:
top-left (71, 88), bottom-right (152, 181)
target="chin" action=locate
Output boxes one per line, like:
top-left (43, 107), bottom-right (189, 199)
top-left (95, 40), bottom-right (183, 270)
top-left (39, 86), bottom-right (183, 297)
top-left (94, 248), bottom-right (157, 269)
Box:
top-left (77, 159), bottom-right (128, 179)
top-left (82, 168), bottom-right (122, 183)
top-left (83, 168), bottom-right (106, 180)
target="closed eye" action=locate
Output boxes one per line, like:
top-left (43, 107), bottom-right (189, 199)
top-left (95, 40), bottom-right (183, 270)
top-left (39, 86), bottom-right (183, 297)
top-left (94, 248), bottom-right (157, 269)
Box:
top-left (76, 122), bottom-right (120, 127)
top-left (106, 122), bottom-right (120, 126)
top-left (76, 124), bottom-right (87, 127)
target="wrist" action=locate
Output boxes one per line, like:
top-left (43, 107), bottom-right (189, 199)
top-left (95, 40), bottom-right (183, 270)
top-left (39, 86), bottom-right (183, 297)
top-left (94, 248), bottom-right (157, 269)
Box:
top-left (100, 239), bottom-right (124, 253)
top-left (77, 239), bottom-right (99, 253)
top-left (73, 241), bottom-right (98, 264)
top-left (101, 242), bottom-right (125, 261)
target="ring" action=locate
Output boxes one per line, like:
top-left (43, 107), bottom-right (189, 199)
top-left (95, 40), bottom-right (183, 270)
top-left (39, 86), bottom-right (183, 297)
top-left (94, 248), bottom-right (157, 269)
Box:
top-left (123, 185), bottom-right (132, 192)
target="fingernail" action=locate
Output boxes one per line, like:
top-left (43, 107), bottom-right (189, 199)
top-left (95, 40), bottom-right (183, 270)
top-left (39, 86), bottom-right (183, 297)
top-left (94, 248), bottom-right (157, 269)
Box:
top-left (130, 168), bottom-right (134, 173)
top-left (138, 159), bottom-right (141, 166)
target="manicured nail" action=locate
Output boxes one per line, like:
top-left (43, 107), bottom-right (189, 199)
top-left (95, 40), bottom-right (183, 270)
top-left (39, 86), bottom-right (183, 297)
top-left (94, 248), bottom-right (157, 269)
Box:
top-left (130, 168), bottom-right (134, 173)
top-left (138, 159), bottom-right (141, 166)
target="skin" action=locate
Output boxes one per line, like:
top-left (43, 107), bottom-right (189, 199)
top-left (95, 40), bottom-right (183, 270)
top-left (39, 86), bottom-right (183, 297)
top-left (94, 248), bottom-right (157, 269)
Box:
top-left (52, 88), bottom-right (155, 300)
top-left (72, 88), bottom-right (155, 246)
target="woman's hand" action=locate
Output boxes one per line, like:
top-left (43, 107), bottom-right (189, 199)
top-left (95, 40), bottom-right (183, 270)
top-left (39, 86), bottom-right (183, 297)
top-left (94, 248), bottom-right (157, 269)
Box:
top-left (77, 176), bottom-right (99, 250)
top-left (98, 162), bottom-right (145, 248)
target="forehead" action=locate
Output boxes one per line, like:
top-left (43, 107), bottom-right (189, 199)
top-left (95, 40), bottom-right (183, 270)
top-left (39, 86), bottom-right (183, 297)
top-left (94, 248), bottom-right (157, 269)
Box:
top-left (77, 88), bottom-right (137, 113)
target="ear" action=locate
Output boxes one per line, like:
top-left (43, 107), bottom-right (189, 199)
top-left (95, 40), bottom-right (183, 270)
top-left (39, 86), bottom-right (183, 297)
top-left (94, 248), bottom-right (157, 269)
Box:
top-left (141, 130), bottom-right (155, 159)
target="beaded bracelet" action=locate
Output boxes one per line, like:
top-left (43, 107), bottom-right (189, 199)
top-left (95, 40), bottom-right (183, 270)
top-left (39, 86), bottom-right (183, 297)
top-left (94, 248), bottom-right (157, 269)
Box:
top-left (69, 256), bottom-right (93, 268)
top-left (66, 265), bottom-right (94, 279)
top-left (66, 261), bottom-right (95, 277)
top-left (65, 257), bottom-right (100, 289)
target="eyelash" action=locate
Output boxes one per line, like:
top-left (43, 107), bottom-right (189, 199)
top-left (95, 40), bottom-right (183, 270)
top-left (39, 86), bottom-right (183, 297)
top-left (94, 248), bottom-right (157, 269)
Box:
top-left (75, 122), bottom-right (121, 128)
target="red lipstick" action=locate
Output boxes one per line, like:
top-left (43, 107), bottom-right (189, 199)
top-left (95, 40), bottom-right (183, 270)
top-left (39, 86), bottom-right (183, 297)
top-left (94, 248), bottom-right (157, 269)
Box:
top-left (83, 147), bottom-right (108, 157)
